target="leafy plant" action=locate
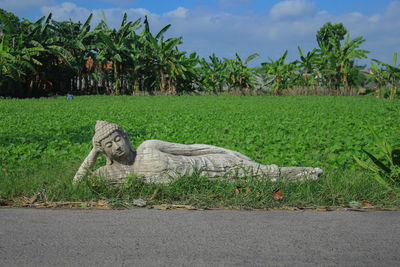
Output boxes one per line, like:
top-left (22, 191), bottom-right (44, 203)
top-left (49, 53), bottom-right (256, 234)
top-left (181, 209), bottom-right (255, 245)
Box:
top-left (354, 123), bottom-right (400, 191)
top-left (368, 62), bottom-right (387, 98)
top-left (297, 46), bottom-right (317, 93)
top-left (260, 50), bottom-right (298, 95)
top-left (198, 53), bottom-right (227, 93)
top-left (224, 53), bottom-right (259, 95)
top-left (372, 52), bottom-right (400, 100)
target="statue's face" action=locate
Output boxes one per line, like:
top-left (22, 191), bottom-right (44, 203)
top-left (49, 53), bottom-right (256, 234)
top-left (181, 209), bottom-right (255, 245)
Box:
top-left (101, 131), bottom-right (131, 160)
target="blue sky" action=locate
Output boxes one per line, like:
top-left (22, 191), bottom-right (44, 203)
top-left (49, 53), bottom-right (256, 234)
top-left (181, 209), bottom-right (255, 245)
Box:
top-left (1, 0), bottom-right (399, 66)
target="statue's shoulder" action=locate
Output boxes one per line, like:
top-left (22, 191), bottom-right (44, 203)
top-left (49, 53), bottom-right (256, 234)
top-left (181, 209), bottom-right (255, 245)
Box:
top-left (137, 139), bottom-right (169, 149)
top-left (94, 165), bottom-right (109, 177)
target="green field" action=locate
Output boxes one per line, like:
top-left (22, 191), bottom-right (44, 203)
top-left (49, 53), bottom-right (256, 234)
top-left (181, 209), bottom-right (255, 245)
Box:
top-left (1, 95), bottom-right (399, 208)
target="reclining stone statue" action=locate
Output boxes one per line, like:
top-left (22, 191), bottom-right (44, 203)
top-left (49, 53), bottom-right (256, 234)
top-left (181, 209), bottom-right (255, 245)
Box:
top-left (73, 120), bottom-right (323, 184)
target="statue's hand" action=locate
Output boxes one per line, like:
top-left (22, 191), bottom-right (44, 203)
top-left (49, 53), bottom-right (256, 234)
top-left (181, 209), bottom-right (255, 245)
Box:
top-left (92, 137), bottom-right (102, 156)
top-left (73, 138), bottom-right (101, 184)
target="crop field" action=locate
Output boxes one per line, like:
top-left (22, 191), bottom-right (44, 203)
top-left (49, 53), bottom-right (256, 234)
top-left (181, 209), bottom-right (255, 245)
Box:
top-left (0, 95), bottom-right (399, 208)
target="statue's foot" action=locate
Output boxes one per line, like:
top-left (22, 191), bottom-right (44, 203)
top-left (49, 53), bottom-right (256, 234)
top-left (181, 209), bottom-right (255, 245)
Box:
top-left (279, 167), bottom-right (323, 181)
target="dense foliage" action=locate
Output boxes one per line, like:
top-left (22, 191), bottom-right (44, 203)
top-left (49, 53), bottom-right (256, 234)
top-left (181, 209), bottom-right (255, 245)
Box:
top-left (1, 9), bottom-right (399, 98)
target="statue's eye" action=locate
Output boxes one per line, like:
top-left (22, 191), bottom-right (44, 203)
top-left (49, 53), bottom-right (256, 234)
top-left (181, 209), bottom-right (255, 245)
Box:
top-left (105, 142), bottom-right (112, 148)
top-left (114, 135), bottom-right (121, 142)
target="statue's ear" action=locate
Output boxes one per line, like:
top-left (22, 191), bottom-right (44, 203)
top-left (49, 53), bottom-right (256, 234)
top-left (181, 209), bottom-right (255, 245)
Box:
top-left (122, 131), bottom-right (136, 153)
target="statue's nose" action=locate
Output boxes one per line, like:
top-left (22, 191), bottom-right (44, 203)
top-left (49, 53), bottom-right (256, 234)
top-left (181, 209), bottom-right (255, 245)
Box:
top-left (113, 142), bottom-right (121, 149)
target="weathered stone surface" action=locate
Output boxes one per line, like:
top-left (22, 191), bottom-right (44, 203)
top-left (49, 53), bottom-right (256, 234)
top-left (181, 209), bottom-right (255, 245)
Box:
top-left (73, 121), bottom-right (322, 184)
top-left (133, 199), bottom-right (147, 207)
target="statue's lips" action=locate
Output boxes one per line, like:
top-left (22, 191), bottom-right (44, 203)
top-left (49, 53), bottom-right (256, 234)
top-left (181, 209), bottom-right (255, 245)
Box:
top-left (114, 149), bottom-right (125, 156)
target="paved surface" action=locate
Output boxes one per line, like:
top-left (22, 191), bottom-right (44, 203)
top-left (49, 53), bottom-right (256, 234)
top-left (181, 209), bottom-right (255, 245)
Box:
top-left (0, 208), bottom-right (399, 266)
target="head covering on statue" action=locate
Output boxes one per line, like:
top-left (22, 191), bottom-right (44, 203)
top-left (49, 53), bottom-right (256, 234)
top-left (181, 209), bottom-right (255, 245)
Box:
top-left (92, 120), bottom-right (136, 166)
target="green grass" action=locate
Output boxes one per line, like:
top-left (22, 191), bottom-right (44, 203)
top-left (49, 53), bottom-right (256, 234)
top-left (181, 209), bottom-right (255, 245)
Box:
top-left (0, 95), bottom-right (399, 208)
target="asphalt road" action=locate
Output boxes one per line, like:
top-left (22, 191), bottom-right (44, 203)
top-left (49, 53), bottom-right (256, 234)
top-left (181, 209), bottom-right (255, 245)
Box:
top-left (0, 208), bottom-right (399, 266)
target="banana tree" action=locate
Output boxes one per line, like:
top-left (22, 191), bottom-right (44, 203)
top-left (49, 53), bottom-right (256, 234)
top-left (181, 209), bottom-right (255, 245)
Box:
top-left (368, 62), bottom-right (387, 98)
top-left (97, 12), bottom-right (141, 94)
top-left (317, 29), bottom-right (369, 94)
top-left (198, 53), bottom-right (228, 93)
top-left (0, 12), bottom-right (62, 96)
top-left (50, 14), bottom-right (102, 92)
top-left (170, 51), bottom-right (199, 93)
top-left (297, 46), bottom-right (317, 93)
top-left (141, 16), bottom-right (185, 94)
top-left (22, 14), bottom-right (76, 96)
top-left (124, 32), bottom-right (144, 93)
top-left (224, 53), bottom-right (259, 95)
top-left (0, 35), bottom-right (43, 91)
top-left (373, 52), bottom-right (400, 100)
top-left (336, 35), bottom-right (369, 94)
top-left (261, 50), bottom-right (297, 95)
top-left (155, 35), bottom-right (183, 93)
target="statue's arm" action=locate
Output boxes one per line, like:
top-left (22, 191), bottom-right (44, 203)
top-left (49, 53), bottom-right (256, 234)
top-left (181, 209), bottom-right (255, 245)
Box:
top-left (73, 148), bottom-right (100, 183)
top-left (143, 140), bottom-right (251, 160)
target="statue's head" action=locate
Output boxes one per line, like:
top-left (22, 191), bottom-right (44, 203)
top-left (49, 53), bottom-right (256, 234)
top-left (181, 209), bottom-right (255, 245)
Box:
top-left (93, 120), bottom-right (136, 164)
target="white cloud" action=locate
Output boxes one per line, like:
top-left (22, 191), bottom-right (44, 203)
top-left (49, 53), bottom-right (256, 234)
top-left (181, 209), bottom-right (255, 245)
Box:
top-left (100, 0), bottom-right (134, 5)
top-left (0, 0), bottom-right (55, 14)
top-left (368, 14), bottom-right (380, 23)
top-left (41, 2), bottom-right (92, 22)
top-left (41, 3), bottom-right (154, 27)
top-left (164, 7), bottom-right (188, 19)
top-left (385, 0), bottom-right (400, 18)
top-left (269, 0), bottom-right (316, 21)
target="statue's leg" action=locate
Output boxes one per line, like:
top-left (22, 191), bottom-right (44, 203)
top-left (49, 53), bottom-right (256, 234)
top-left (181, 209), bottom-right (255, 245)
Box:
top-left (279, 167), bottom-right (323, 181)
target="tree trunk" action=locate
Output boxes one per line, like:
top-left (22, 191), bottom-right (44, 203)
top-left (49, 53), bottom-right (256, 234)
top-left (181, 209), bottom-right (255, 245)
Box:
top-left (28, 79), bottom-right (34, 98)
top-left (275, 78), bottom-right (280, 96)
top-left (304, 69), bottom-right (309, 94)
top-left (160, 70), bottom-right (166, 93)
top-left (167, 77), bottom-right (177, 95)
top-left (114, 62), bottom-right (119, 95)
top-left (390, 79), bottom-right (395, 100)
top-left (245, 83), bottom-right (250, 95)
top-left (343, 74), bottom-right (350, 95)
top-left (77, 71), bottom-right (82, 91)
top-left (83, 74), bottom-right (87, 92)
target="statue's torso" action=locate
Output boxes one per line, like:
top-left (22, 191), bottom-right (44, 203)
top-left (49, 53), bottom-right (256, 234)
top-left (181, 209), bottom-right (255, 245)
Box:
top-left (96, 139), bottom-right (280, 184)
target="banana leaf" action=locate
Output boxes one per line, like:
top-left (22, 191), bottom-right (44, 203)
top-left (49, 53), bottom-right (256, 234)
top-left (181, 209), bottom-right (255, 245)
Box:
top-left (361, 148), bottom-right (391, 174)
top-left (392, 149), bottom-right (400, 166)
